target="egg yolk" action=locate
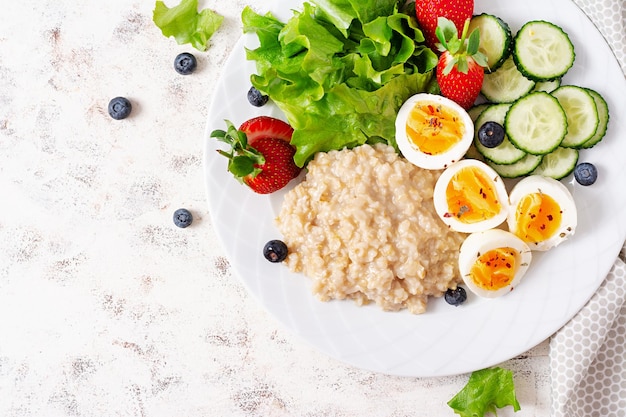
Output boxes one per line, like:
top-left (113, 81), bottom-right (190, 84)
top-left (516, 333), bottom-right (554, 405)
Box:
top-left (513, 192), bottom-right (562, 243)
top-left (445, 167), bottom-right (501, 223)
top-left (470, 247), bottom-right (519, 291)
top-left (405, 101), bottom-right (465, 155)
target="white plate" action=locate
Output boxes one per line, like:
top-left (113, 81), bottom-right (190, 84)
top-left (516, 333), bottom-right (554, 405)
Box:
top-left (204, 0), bottom-right (626, 377)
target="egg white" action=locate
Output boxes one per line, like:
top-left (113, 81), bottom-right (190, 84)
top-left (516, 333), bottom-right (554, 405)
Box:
top-left (507, 175), bottom-right (577, 251)
top-left (433, 159), bottom-right (509, 233)
top-left (395, 93), bottom-right (474, 170)
top-left (459, 229), bottom-right (533, 298)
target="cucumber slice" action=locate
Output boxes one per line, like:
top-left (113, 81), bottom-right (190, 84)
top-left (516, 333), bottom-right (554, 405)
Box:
top-left (474, 103), bottom-right (527, 164)
top-left (531, 146), bottom-right (579, 179)
top-left (469, 13), bottom-right (512, 73)
top-left (551, 85), bottom-right (599, 148)
top-left (533, 78), bottom-right (561, 93)
top-left (481, 55), bottom-right (535, 103)
top-left (487, 153), bottom-right (543, 178)
top-left (580, 88), bottom-right (610, 149)
top-left (468, 103), bottom-right (490, 122)
top-left (505, 91), bottom-right (568, 155)
top-left (513, 21), bottom-right (575, 81)
top-left (464, 144), bottom-right (485, 161)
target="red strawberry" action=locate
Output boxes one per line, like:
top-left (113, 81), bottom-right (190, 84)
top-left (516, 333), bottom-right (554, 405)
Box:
top-left (415, 0), bottom-right (474, 51)
top-left (241, 137), bottom-right (301, 194)
top-left (435, 17), bottom-right (487, 109)
top-left (238, 116), bottom-right (294, 146)
top-left (211, 118), bottom-right (301, 194)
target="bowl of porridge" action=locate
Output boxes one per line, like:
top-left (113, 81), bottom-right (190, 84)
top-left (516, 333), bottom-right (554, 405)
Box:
top-left (204, 0), bottom-right (626, 377)
top-left (276, 144), bottom-right (466, 314)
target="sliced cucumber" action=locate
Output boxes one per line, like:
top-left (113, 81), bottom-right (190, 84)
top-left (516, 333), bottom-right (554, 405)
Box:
top-left (580, 88), bottom-right (610, 149)
top-left (513, 20), bottom-right (575, 81)
top-left (468, 103), bottom-right (491, 122)
top-left (469, 13), bottom-right (512, 73)
top-left (531, 146), bottom-right (579, 179)
top-left (467, 103), bottom-right (492, 163)
top-left (505, 91), bottom-right (567, 155)
top-left (481, 55), bottom-right (535, 103)
top-left (533, 78), bottom-right (561, 93)
top-left (551, 85), bottom-right (599, 148)
top-left (487, 153), bottom-right (543, 178)
top-left (464, 144), bottom-right (485, 161)
top-left (474, 103), bottom-right (526, 164)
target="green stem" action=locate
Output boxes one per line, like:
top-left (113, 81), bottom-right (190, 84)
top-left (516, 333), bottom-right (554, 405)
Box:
top-left (459, 18), bottom-right (471, 44)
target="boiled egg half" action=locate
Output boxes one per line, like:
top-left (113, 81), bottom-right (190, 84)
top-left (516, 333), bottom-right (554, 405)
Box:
top-left (459, 229), bottom-right (532, 298)
top-left (507, 175), bottom-right (577, 251)
top-left (395, 93), bottom-right (474, 170)
top-left (433, 159), bottom-right (509, 233)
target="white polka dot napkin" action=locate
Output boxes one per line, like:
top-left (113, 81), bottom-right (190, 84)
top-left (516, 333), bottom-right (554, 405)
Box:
top-left (549, 1), bottom-right (626, 416)
top-left (550, 253), bottom-right (626, 416)
top-left (571, 0), bottom-right (626, 74)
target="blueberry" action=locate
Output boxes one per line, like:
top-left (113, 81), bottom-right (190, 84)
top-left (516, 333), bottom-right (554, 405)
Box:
top-left (247, 86), bottom-right (269, 107)
top-left (444, 287), bottom-right (467, 306)
top-left (174, 52), bottom-right (197, 75)
top-left (173, 208), bottom-right (193, 228)
top-left (263, 240), bottom-right (288, 263)
top-left (108, 97), bottom-right (132, 120)
top-left (477, 121), bottom-right (505, 148)
top-left (574, 162), bottom-right (598, 186)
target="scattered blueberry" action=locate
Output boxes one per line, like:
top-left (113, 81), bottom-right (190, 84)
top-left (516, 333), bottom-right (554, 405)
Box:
top-left (108, 97), bottom-right (132, 120)
top-left (174, 52), bottom-right (197, 75)
top-left (477, 121), bottom-right (505, 148)
top-left (574, 162), bottom-right (598, 186)
top-left (173, 208), bottom-right (193, 228)
top-left (444, 287), bottom-right (467, 306)
top-left (247, 86), bottom-right (269, 107)
top-left (263, 240), bottom-right (288, 263)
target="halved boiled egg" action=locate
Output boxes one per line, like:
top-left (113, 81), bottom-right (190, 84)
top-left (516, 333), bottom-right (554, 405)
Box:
top-left (507, 175), bottom-right (577, 251)
top-left (459, 229), bottom-right (532, 298)
top-left (395, 93), bottom-right (474, 170)
top-left (433, 159), bottom-right (509, 233)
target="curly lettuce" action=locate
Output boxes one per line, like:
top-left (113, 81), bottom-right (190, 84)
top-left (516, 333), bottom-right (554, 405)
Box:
top-left (242, 0), bottom-right (438, 167)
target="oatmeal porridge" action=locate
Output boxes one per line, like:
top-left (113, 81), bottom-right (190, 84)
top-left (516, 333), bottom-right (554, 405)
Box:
top-left (276, 143), bottom-right (466, 314)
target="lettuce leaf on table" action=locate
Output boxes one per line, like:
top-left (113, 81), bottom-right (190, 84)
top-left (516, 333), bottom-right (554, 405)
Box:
top-left (448, 367), bottom-right (521, 417)
top-left (242, 0), bottom-right (438, 167)
top-left (153, 0), bottom-right (223, 51)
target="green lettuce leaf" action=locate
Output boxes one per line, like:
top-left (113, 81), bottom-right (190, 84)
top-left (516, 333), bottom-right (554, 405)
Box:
top-left (448, 367), bottom-right (521, 417)
top-left (242, 0), bottom-right (438, 167)
top-left (153, 0), bottom-right (224, 51)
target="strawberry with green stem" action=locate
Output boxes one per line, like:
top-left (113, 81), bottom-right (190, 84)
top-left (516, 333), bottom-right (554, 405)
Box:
top-left (435, 17), bottom-right (488, 110)
top-left (211, 117), bottom-right (301, 194)
top-left (415, 0), bottom-right (474, 51)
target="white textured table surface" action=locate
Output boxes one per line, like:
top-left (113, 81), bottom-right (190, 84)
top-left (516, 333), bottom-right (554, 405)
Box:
top-left (0, 1), bottom-right (552, 415)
